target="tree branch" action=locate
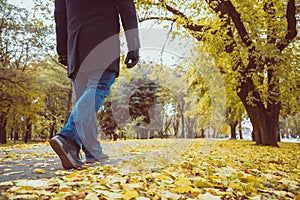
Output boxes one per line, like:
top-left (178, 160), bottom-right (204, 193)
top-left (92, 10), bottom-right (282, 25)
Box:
top-left (276, 0), bottom-right (297, 51)
top-left (139, 17), bottom-right (175, 23)
top-left (145, 0), bottom-right (207, 33)
top-left (220, 0), bottom-right (252, 48)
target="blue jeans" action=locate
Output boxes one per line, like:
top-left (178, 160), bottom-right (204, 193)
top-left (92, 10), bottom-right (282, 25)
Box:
top-left (58, 70), bottom-right (116, 159)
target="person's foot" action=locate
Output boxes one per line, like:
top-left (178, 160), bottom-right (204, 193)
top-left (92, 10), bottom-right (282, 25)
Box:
top-left (50, 135), bottom-right (84, 169)
top-left (85, 154), bottom-right (109, 164)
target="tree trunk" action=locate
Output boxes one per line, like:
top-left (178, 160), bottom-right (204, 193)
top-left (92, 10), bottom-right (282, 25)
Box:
top-left (241, 101), bottom-right (279, 147)
top-left (186, 117), bottom-right (195, 138)
top-left (238, 121), bottom-right (243, 139)
top-left (180, 97), bottom-right (185, 138)
top-left (230, 121), bottom-right (238, 140)
top-left (49, 118), bottom-right (56, 139)
top-left (200, 128), bottom-right (205, 138)
top-left (239, 84), bottom-right (280, 146)
top-left (172, 115), bottom-right (179, 137)
top-left (24, 118), bottom-right (32, 143)
top-left (0, 114), bottom-right (7, 144)
top-left (251, 130), bottom-right (255, 141)
top-left (14, 131), bottom-right (18, 143)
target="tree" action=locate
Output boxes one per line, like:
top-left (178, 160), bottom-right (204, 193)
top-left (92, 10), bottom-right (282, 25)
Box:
top-left (98, 62), bottom-right (163, 140)
top-left (137, 0), bottom-right (299, 146)
top-left (0, 0), bottom-right (55, 143)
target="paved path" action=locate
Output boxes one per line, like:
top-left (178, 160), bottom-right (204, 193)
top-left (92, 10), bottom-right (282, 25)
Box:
top-left (0, 139), bottom-right (196, 183)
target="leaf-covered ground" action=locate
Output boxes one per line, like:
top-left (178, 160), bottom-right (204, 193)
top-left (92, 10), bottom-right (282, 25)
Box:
top-left (0, 139), bottom-right (299, 200)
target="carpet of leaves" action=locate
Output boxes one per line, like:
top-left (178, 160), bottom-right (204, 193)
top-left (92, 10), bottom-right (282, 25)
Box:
top-left (0, 139), bottom-right (299, 200)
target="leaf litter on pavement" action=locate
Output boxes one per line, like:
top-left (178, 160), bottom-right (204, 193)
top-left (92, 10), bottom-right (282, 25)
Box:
top-left (0, 139), bottom-right (299, 199)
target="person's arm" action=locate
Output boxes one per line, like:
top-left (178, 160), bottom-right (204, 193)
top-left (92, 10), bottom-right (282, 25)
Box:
top-left (117, 0), bottom-right (140, 68)
top-left (54, 0), bottom-right (68, 65)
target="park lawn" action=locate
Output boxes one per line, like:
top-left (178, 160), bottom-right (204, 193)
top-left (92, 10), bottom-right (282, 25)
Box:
top-left (0, 139), bottom-right (299, 200)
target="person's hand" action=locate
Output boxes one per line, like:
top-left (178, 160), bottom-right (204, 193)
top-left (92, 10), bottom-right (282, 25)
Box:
top-left (125, 49), bottom-right (139, 68)
top-left (58, 55), bottom-right (68, 66)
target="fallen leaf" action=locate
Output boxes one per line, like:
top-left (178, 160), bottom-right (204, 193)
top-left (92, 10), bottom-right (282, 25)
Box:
top-left (193, 178), bottom-right (214, 188)
top-left (174, 176), bottom-right (192, 186)
top-left (173, 185), bottom-right (193, 194)
top-left (123, 190), bottom-right (139, 200)
top-left (32, 168), bottom-right (46, 174)
top-left (9, 194), bottom-right (39, 200)
top-left (0, 181), bottom-right (14, 186)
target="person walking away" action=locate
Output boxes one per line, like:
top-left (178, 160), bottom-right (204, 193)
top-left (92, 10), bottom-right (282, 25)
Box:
top-left (50, 0), bottom-right (140, 169)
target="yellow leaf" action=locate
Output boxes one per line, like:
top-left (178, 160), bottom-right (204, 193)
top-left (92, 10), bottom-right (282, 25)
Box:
top-left (32, 168), bottom-right (46, 174)
top-left (0, 181), bottom-right (14, 186)
top-left (173, 185), bottom-right (193, 194)
top-left (149, 183), bottom-right (157, 189)
top-left (3, 153), bottom-right (17, 158)
top-left (175, 176), bottom-right (192, 186)
top-left (228, 182), bottom-right (243, 191)
top-left (193, 178), bottom-right (214, 188)
top-left (53, 192), bottom-right (71, 200)
top-left (55, 170), bottom-right (71, 176)
top-left (296, 194), bottom-right (300, 200)
top-left (14, 186), bottom-right (35, 194)
top-left (156, 173), bottom-right (170, 181)
top-left (123, 190), bottom-right (139, 200)
top-left (57, 188), bottom-right (71, 192)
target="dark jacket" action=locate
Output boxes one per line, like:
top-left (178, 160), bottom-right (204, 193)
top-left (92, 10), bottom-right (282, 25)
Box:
top-left (54, 0), bottom-right (140, 79)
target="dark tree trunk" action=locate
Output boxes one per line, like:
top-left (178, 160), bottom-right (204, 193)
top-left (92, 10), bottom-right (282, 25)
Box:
top-left (49, 119), bottom-right (56, 139)
top-left (230, 121), bottom-right (238, 140)
top-left (200, 129), bottom-right (205, 138)
top-left (113, 133), bottom-right (118, 141)
top-left (0, 114), bottom-right (7, 144)
top-left (238, 121), bottom-right (243, 139)
top-left (14, 131), bottom-right (19, 143)
top-left (251, 130), bottom-right (255, 141)
top-left (239, 90), bottom-right (279, 146)
top-left (24, 118), bottom-right (32, 143)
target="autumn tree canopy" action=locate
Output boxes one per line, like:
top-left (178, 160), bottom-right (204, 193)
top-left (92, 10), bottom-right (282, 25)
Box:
top-left (137, 0), bottom-right (299, 146)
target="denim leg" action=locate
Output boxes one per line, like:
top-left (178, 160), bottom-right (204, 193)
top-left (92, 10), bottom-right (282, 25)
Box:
top-left (59, 70), bottom-right (115, 158)
top-left (81, 71), bottom-right (116, 159)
